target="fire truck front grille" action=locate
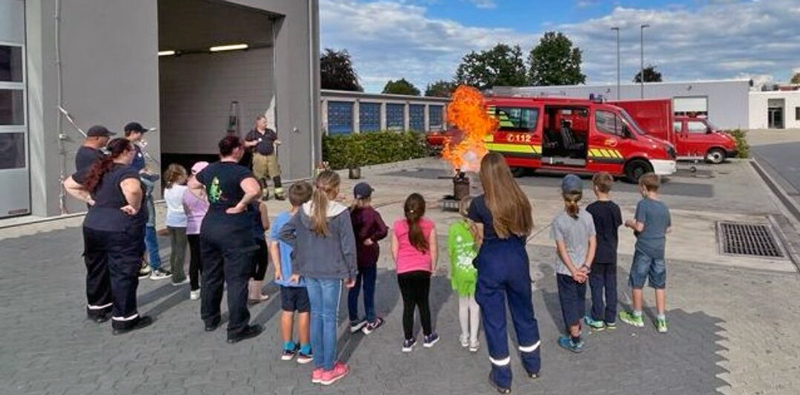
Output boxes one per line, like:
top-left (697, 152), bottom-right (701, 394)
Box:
top-left (716, 222), bottom-right (784, 258)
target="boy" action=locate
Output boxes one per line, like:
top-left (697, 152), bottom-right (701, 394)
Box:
top-left (270, 182), bottom-right (314, 362)
top-left (584, 172), bottom-right (623, 331)
top-left (620, 173), bottom-right (672, 333)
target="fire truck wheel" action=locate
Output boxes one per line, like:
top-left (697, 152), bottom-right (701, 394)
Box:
top-left (705, 148), bottom-right (726, 164)
top-left (625, 159), bottom-right (652, 183)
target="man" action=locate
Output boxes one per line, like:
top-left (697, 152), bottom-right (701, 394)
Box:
top-left (124, 122), bottom-right (150, 172)
top-left (244, 115), bottom-right (285, 200)
top-left (76, 125), bottom-right (114, 173)
top-left (124, 121), bottom-right (161, 278)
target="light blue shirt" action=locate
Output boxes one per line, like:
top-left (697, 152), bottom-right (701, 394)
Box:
top-left (270, 211), bottom-right (305, 287)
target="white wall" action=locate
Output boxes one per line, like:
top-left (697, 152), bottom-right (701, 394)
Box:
top-left (749, 91), bottom-right (800, 130)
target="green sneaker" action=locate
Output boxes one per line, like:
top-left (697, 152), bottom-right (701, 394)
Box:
top-left (605, 322), bottom-right (617, 330)
top-left (583, 316), bottom-right (605, 331)
top-left (655, 318), bottom-right (668, 333)
top-left (619, 311), bottom-right (644, 328)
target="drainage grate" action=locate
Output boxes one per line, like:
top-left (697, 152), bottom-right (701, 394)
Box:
top-left (717, 222), bottom-right (784, 258)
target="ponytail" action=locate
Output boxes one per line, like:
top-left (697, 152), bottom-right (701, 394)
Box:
top-left (83, 138), bottom-right (132, 193)
top-left (404, 193), bottom-right (429, 253)
top-left (563, 191), bottom-right (582, 219)
top-left (310, 171), bottom-right (341, 236)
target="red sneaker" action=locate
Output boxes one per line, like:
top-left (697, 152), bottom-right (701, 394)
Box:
top-left (311, 368), bottom-right (324, 384)
top-left (320, 362), bottom-right (349, 386)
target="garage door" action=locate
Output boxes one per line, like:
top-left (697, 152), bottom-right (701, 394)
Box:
top-left (673, 96), bottom-right (708, 116)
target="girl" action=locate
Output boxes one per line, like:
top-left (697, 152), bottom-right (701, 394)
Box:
top-left (448, 197), bottom-right (480, 352)
top-left (550, 174), bottom-right (596, 353)
top-left (248, 198), bottom-right (270, 303)
top-left (279, 170), bottom-right (357, 386)
top-left (392, 193), bottom-right (439, 353)
top-left (468, 152), bottom-right (540, 394)
top-left (348, 182), bottom-right (389, 335)
top-left (183, 161), bottom-right (209, 300)
top-left (164, 164), bottom-right (190, 286)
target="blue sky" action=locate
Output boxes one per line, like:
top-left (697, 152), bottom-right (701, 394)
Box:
top-left (321, 0), bottom-right (800, 92)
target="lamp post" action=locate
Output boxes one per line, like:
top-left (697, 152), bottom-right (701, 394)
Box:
top-left (611, 27), bottom-right (620, 100)
top-left (640, 24), bottom-right (650, 99)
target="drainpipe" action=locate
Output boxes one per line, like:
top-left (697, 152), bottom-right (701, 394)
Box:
top-left (308, 0), bottom-right (317, 177)
top-left (55, 0), bottom-right (67, 214)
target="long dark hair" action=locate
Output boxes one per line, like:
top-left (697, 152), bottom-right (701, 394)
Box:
top-left (404, 193), bottom-right (428, 253)
top-left (83, 138), bottom-right (133, 193)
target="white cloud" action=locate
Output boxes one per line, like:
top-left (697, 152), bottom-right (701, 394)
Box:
top-left (465, 0), bottom-right (496, 9)
top-left (321, 0), bottom-right (800, 92)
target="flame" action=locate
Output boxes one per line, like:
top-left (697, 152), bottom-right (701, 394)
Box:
top-left (442, 86), bottom-right (498, 173)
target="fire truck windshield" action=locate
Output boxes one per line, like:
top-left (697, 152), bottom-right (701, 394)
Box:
top-left (619, 110), bottom-right (646, 136)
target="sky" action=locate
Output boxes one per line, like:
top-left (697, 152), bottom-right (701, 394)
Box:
top-left (320, 0), bottom-right (800, 93)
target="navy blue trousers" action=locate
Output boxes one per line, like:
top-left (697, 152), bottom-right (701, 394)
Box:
top-left (475, 238), bottom-right (541, 389)
top-left (589, 263), bottom-right (617, 323)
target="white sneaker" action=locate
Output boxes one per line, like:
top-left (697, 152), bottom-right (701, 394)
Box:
top-left (459, 334), bottom-right (469, 348)
top-left (469, 340), bottom-right (480, 353)
top-left (150, 269), bottom-right (172, 280)
top-left (190, 289), bottom-right (200, 300)
top-left (171, 278), bottom-right (189, 287)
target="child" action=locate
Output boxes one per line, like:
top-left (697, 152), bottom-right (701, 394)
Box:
top-left (279, 171), bottom-right (357, 386)
top-left (140, 170), bottom-right (170, 280)
top-left (164, 164), bottom-right (189, 286)
top-left (392, 193), bottom-right (439, 352)
top-left (551, 174), bottom-right (596, 353)
top-left (183, 161), bottom-right (209, 300)
top-left (348, 182), bottom-right (389, 334)
top-left (449, 197), bottom-right (480, 352)
top-left (584, 172), bottom-right (622, 331)
top-left (619, 173), bottom-right (672, 333)
top-left (270, 182), bottom-right (314, 363)
top-left (247, 198), bottom-right (271, 303)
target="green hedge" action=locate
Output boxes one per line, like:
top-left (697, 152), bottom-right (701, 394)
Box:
top-left (725, 129), bottom-right (750, 158)
top-left (322, 131), bottom-right (430, 170)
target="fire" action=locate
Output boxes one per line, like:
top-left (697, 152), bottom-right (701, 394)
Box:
top-left (442, 86), bottom-right (498, 172)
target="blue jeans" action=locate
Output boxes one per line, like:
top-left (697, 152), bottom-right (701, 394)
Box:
top-left (306, 278), bottom-right (342, 371)
top-left (348, 266), bottom-right (377, 323)
top-left (144, 225), bottom-right (162, 270)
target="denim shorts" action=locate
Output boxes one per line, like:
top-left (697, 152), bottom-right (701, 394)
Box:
top-left (628, 250), bottom-right (666, 289)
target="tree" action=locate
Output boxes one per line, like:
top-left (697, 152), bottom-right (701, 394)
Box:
top-left (382, 78), bottom-right (421, 96)
top-left (528, 31), bottom-right (586, 86)
top-left (425, 80), bottom-right (457, 97)
top-left (791, 73), bottom-right (800, 85)
top-left (454, 43), bottom-right (528, 90)
top-left (633, 64), bottom-right (663, 83)
top-left (320, 48), bottom-right (363, 92)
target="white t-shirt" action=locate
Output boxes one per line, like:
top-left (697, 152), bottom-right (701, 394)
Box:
top-left (164, 184), bottom-right (188, 227)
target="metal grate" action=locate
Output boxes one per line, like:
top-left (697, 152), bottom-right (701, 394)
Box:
top-left (717, 222), bottom-right (784, 258)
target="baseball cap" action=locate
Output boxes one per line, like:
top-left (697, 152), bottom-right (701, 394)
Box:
top-left (86, 125), bottom-right (115, 137)
top-left (124, 122), bottom-right (149, 134)
top-left (191, 161), bottom-right (209, 174)
top-left (561, 174), bottom-right (583, 194)
top-left (353, 182), bottom-right (374, 199)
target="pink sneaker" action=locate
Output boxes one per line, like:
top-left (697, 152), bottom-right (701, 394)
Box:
top-left (320, 362), bottom-right (349, 386)
top-left (311, 368), bottom-right (324, 384)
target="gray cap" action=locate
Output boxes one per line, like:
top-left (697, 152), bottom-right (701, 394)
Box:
top-left (561, 174), bottom-right (583, 193)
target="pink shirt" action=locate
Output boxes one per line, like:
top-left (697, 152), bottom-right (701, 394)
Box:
top-left (182, 189), bottom-right (209, 235)
top-left (393, 218), bottom-right (435, 274)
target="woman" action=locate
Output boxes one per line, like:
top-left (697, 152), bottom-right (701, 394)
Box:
top-left (63, 137), bottom-right (153, 335)
top-left (468, 152), bottom-right (541, 393)
top-left (187, 136), bottom-right (263, 344)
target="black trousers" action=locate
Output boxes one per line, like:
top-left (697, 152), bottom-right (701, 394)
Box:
top-left (200, 221), bottom-right (257, 336)
top-left (251, 238), bottom-right (269, 281)
top-left (83, 226), bottom-right (143, 323)
top-left (398, 270), bottom-right (433, 339)
top-left (187, 234), bottom-right (202, 291)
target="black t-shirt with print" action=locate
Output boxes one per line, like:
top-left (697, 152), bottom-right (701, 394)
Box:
top-left (195, 161), bottom-right (255, 226)
top-left (73, 164), bottom-right (147, 232)
top-left (245, 128), bottom-right (278, 156)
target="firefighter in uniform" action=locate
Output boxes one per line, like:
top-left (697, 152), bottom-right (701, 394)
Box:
top-left (244, 115), bottom-right (284, 200)
top-left (467, 153), bottom-right (541, 393)
top-left (63, 137), bottom-right (153, 335)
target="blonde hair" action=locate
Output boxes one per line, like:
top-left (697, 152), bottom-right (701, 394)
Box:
top-left (164, 163), bottom-right (188, 188)
top-left (592, 172), bottom-right (614, 194)
top-left (563, 191), bottom-right (582, 219)
top-left (639, 173), bottom-right (660, 192)
top-left (479, 152), bottom-right (533, 238)
top-left (310, 171), bottom-right (341, 236)
top-left (351, 196), bottom-right (372, 211)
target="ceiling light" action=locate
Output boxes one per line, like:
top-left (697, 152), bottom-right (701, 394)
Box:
top-left (209, 44), bottom-right (248, 52)
top-left (158, 50), bottom-right (176, 56)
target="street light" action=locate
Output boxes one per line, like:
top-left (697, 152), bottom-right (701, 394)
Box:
top-left (611, 27), bottom-right (620, 100)
top-left (640, 24), bottom-right (650, 99)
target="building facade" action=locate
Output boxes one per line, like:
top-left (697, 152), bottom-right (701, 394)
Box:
top-left (749, 90), bottom-right (800, 130)
top-left (320, 90), bottom-right (449, 135)
top-left (0, 0), bottom-right (320, 220)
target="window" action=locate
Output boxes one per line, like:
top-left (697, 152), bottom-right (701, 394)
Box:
top-left (429, 106), bottom-right (443, 130)
top-left (687, 121), bottom-right (708, 134)
top-left (796, 107), bottom-right (800, 121)
top-left (673, 121), bottom-right (683, 133)
top-left (409, 105), bottom-right (425, 131)
top-left (595, 110), bottom-right (624, 137)
top-left (0, 90), bottom-right (24, 125)
top-left (386, 104), bottom-right (405, 130)
top-left (0, 133), bottom-right (25, 169)
top-left (0, 46), bottom-right (23, 83)
top-left (359, 102), bottom-right (381, 132)
top-left (495, 107), bottom-right (539, 132)
top-left (327, 101), bottom-right (353, 135)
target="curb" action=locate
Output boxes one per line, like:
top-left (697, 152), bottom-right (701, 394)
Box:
top-left (750, 159), bottom-right (800, 222)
